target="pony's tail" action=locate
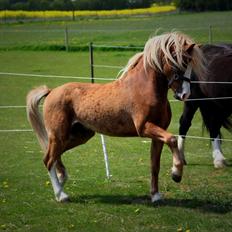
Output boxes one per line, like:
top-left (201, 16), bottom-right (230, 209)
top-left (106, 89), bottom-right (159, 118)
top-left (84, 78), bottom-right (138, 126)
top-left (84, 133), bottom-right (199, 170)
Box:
top-left (26, 85), bottom-right (51, 152)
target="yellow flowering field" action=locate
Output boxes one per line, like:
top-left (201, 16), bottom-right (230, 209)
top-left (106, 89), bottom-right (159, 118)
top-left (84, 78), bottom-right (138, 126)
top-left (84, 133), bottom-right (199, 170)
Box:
top-left (0, 5), bottom-right (176, 20)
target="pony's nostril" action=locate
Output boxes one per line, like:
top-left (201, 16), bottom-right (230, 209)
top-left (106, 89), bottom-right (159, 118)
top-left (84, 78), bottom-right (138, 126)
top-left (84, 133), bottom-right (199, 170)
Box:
top-left (181, 93), bottom-right (187, 101)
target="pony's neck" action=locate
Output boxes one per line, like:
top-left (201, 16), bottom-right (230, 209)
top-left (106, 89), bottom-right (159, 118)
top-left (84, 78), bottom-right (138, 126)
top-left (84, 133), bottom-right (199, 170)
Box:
top-left (146, 65), bottom-right (169, 100)
top-left (122, 56), bottom-right (169, 101)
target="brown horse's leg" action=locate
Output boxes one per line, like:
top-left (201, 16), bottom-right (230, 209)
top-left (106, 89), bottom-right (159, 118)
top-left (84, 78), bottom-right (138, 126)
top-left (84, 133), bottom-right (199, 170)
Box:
top-left (43, 135), bottom-right (69, 202)
top-left (142, 122), bottom-right (183, 183)
top-left (150, 139), bottom-right (164, 202)
top-left (55, 125), bottom-right (95, 186)
top-left (56, 157), bottom-right (68, 186)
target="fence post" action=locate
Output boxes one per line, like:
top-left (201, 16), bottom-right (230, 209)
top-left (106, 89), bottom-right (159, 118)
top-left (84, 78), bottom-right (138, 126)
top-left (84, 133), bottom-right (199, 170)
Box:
top-left (89, 42), bottom-right (94, 83)
top-left (89, 42), bottom-right (111, 179)
top-left (65, 26), bottom-right (69, 52)
top-left (209, 25), bottom-right (213, 44)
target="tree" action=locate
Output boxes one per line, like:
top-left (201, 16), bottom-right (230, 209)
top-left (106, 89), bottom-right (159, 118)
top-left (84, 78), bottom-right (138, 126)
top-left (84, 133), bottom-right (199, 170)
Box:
top-left (0, 0), bottom-right (155, 10)
top-left (0, 0), bottom-right (10, 10)
top-left (174, 0), bottom-right (232, 11)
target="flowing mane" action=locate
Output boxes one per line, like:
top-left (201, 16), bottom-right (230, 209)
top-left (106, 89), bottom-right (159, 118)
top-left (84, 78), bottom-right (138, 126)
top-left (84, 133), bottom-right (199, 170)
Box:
top-left (119, 32), bottom-right (206, 79)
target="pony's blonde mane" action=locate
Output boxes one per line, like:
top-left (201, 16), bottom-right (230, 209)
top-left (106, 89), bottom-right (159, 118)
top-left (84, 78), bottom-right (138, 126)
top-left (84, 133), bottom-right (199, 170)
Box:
top-left (119, 31), bottom-right (206, 79)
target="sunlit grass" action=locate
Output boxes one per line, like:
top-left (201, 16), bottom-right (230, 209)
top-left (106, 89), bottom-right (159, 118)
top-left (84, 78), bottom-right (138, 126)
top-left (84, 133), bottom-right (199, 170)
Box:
top-left (0, 50), bottom-right (232, 232)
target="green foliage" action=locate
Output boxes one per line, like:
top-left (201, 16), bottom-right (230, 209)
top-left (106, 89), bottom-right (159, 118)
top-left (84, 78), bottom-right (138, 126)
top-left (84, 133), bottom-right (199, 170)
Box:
top-left (174, 0), bottom-right (232, 11)
top-left (0, 0), bottom-right (154, 10)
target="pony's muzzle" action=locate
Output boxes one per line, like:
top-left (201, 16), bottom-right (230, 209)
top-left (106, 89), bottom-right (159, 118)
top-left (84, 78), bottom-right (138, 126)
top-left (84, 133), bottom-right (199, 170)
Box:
top-left (175, 91), bottom-right (190, 101)
top-left (174, 81), bottom-right (191, 101)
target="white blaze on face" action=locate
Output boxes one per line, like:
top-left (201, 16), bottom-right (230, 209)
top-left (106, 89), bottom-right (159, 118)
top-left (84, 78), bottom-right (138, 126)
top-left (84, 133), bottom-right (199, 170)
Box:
top-left (176, 63), bottom-right (192, 101)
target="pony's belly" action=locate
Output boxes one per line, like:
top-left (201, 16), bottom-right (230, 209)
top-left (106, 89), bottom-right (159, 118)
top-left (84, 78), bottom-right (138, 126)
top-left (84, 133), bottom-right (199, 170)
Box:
top-left (77, 115), bottom-right (138, 137)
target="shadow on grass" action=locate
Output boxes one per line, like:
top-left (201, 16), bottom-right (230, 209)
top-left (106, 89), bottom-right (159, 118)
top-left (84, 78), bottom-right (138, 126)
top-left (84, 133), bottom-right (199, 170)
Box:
top-left (187, 159), bottom-right (232, 167)
top-left (71, 194), bottom-right (232, 214)
top-left (225, 159), bottom-right (232, 167)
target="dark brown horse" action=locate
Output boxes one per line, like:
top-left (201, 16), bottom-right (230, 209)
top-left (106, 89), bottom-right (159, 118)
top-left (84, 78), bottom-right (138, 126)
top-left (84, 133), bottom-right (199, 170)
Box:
top-left (26, 32), bottom-right (206, 203)
top-left (178, 44), bottom-right (232, 168)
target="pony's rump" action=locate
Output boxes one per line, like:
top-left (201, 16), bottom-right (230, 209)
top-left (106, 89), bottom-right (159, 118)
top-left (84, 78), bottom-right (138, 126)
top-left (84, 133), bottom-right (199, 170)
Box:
top-left (26, 85), bottom-right (51, 152)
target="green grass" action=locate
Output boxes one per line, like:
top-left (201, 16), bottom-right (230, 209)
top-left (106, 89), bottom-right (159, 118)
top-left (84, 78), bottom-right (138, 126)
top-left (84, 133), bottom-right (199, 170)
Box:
top-left (0, 11), bottom-right (232, 51)
top-left (0, 12), bottom-right (232, 231)
top-left (0, 50), bottom-right (232, 232)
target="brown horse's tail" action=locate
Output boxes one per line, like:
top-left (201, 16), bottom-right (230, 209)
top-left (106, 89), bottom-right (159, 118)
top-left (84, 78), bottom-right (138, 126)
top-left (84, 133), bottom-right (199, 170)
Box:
top-left (26, 85), bottom-right (51, 152)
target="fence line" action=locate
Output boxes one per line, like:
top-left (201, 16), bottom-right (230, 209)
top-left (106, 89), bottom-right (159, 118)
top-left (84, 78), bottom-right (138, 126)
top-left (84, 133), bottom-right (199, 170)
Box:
top-left (192, 80), bottom-right (232, 84)
top-left (93, 64), bottom-right (124, 69)
top-left (92, 44), bottom-right (144, 49)
top-left (0, 129), bottom-right (33, 132)
top-left (0, 105), bottom-right (26, 109)
top-left (169, 96), bottom-right (232, 102)
top-left (1, 71), bottom-right (232, 85)
top-left (2, 95), bottom-right (232, 110)
top-left (0, 128), bottom-right (231, 142)
top-left (0, 72), bottom-right (115, 81)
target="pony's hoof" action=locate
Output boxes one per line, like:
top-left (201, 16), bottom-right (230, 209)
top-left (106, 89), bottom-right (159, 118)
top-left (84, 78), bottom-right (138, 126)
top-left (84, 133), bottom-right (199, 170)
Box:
top-left (56, 192), bottom-right (70, 203)
top-left (151, 192), bottom-right (162, 203)
top-left (214, 159), bottom-right (227, 169)
top-left (171, 173), bottom-right (182, 183)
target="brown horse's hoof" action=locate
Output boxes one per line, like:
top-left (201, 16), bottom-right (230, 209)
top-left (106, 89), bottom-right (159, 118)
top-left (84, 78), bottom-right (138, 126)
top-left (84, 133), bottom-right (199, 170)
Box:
top-left (172, 174), bottom-right (182, 183)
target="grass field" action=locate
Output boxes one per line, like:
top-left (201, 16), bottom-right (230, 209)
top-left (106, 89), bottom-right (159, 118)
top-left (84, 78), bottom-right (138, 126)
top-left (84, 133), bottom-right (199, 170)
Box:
top-left (0, 11), bottom-right (232, 51)
top-left (0, 11), bottom-right (232, 232)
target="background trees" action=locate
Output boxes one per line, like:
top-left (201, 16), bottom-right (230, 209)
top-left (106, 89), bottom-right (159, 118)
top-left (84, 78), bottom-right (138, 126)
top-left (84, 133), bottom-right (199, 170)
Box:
top-left (0, 0), bottom-right (232, 11)
top-left (174, 0), bottom-right (232, 11)
top-left (0, 0), bottom-right (153, 11)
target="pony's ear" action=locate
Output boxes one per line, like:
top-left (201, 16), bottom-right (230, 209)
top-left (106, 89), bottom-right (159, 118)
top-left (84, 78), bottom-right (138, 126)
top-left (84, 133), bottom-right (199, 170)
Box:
top-left (185, 43), bottom-right (195, 55)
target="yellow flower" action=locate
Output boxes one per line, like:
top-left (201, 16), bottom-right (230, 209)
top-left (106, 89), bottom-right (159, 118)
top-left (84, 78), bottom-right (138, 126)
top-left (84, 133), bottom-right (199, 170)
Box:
top-left (0, 6), bottom-right (176, 20)
top-left (45, 181), bottom-right (50, 186)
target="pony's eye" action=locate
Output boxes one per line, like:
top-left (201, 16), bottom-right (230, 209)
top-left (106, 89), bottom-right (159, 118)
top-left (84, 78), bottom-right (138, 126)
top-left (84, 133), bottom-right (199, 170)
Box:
top-left (174, 74), bottom-right (180, 80)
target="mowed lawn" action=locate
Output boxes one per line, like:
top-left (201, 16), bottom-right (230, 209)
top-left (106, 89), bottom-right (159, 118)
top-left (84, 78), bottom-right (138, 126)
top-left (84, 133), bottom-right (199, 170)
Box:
top-left (0, 11), bottom-right (232, 232)
top-left (0, 11), bottom-right (232, 50)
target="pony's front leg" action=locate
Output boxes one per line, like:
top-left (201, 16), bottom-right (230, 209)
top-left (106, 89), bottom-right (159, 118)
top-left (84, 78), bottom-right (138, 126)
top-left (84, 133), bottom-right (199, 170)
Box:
top-left (178, 101), bottom-right (199, 165)
top-left (142, 122), bottom-right (184, 183)
top-left (150, 139), bottom-right (164, 202)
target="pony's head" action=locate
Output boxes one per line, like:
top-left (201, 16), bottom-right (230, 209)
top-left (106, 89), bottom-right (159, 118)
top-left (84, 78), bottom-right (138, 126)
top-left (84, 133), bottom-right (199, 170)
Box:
top-left (143, 31), bottom-right (207, 101)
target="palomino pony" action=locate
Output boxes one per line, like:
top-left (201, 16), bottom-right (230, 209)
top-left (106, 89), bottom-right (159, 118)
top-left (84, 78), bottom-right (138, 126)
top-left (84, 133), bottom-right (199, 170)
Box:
top-left (27, 32), bottom-right (206, 203)
top-left (178, 44), bottom-right (232, 168)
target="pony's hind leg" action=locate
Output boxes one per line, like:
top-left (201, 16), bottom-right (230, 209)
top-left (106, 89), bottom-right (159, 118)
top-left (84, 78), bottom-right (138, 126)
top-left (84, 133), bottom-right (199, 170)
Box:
top-left (212, 135), bottom-right (227, 168)
top-left (44, 136), bottom-right (69, 202)
top-left (56, 157), bottom-right (68, 186)
top-left (44, 121), bottom-right (95, 202)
